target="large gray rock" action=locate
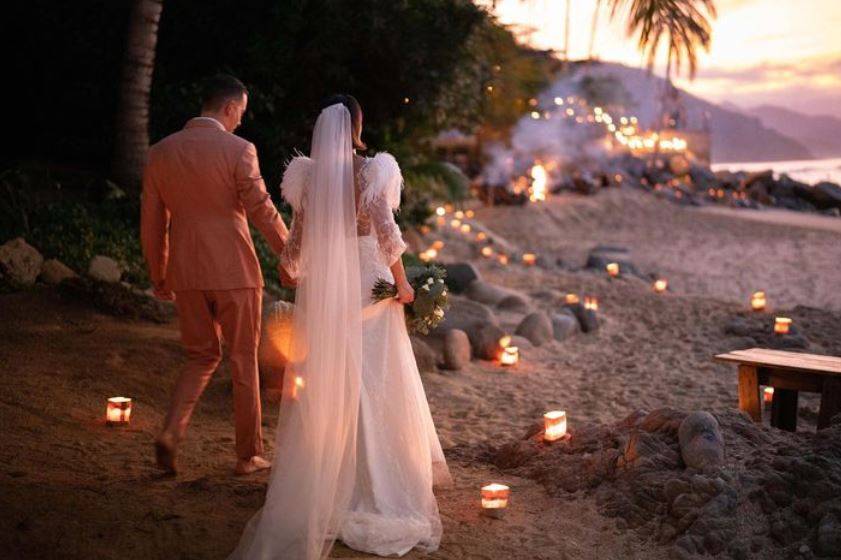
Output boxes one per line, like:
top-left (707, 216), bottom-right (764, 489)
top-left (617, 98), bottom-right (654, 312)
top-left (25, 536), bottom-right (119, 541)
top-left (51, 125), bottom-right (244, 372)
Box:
top-left (465, 280), bottom-right (521, 306)
top-left (566, 303), bottom-right (599, 333)
top-left (39, 258), bottom-right (77, 285)
top-left (442, 329), bottom-right (470, 370)
top-left (0, 237), bottom-right (43, 286)
top-left (443, 262), bottom-right (480, 294)
top-left (468, 322), bottom-right (508, 360)
top-left (551, 312), bottom-right (579, 341)
top-left (514, 311), bottom-right (553, 346)
top-left (814, 181), bottom-right (841, 210)
top-left (678, 412), bottom-right (725, 470)
top-left (411, 335), bottom-right (438, 373)
top-left (497, 293), bottom-right (532, 313)
top-left (88, 255), bottom-right (122, 283)
top-left (434, 295), bottom-right (498, 334)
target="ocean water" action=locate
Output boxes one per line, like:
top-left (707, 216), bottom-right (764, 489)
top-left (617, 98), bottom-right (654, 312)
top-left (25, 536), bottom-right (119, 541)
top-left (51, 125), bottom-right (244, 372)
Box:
top-left (711, 157), bottom-right (841, 186)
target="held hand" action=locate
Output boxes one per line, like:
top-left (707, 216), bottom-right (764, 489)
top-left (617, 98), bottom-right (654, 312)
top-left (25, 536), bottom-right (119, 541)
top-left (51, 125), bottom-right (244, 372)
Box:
top-left (396, 281), bottom-right (415, 304)
top-left (153, 282), bottom-right (175, 301)
top-left (279, 265), bottom-right (298, 288)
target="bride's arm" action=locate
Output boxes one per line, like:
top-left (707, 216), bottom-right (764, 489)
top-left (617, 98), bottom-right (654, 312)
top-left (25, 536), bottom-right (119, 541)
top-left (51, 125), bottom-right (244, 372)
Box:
top-left (369, 197), bottom-right (413, 303)
top-left (279, 208), bottom-right (303, 285)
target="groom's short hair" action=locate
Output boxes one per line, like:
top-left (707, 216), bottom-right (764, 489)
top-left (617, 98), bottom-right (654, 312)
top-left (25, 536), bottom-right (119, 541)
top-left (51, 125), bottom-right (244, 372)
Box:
top-left (201, 74), bottom-right (248, 111)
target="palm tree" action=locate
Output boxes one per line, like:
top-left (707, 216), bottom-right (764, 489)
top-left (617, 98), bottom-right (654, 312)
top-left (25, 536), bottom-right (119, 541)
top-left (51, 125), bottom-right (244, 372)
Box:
top-left (588, 1), bottom-right (601, 60)
top-left (111, 0), bottom-right (164, 193)
top-left (604, 0), bottom-right (716, 84)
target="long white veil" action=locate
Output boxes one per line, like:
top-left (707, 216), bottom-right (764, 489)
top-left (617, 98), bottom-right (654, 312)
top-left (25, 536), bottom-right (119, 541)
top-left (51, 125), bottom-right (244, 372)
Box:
top-left (229, 103), bottom-right (362, 560)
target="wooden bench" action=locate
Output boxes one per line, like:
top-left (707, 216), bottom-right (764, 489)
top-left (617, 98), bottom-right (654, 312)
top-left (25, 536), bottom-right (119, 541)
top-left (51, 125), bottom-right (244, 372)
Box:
top-left (714, 348), bottom-right (841, 431)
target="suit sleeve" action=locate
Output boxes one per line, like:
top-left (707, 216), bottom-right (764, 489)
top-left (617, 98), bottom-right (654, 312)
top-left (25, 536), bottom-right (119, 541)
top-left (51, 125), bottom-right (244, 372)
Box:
top-left (140, 156), bottom-right (170, 286)
top-left (235, 142), bottom-right (289, 255)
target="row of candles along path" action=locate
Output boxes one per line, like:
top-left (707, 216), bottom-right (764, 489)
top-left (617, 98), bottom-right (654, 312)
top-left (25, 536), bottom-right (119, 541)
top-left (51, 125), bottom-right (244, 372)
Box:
top-left (481, 410), bottom-right (568, 517)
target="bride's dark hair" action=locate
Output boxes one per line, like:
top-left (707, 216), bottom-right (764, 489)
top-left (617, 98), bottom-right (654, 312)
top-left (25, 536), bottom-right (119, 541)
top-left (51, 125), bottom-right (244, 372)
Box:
top-left (321, 94), bottom-right (367, 151)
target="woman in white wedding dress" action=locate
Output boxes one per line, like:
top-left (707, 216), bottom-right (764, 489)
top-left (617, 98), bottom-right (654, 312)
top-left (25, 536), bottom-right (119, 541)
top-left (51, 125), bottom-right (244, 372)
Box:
top-left (228, 96), bottom-right (451, 560)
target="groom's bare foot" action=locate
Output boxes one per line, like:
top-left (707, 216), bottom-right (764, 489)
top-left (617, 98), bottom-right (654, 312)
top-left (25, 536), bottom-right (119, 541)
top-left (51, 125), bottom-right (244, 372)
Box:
top-left (155, 433), bottom-right (178, 475)
top-left (235, 455), bottom-right (271, 475)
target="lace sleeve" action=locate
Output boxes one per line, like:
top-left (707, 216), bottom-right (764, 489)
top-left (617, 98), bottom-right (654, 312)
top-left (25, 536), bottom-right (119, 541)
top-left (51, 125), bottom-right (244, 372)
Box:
top-left (280, 208), bottom-right (304, 279)
top-left (369, 196), bottom-right (406, 267)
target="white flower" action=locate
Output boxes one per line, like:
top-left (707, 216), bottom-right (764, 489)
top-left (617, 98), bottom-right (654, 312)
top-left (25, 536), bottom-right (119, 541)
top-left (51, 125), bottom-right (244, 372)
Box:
top-left (442, 290), bottom-right (447, 296)
top-left (437, 279), bottom-right (444, 284)
top-left (426, 277), bottom-right (434, 285)
top-left (434, 308), bottom-right (444, 317)
top-left (422, 285), bottom-right (430, 291)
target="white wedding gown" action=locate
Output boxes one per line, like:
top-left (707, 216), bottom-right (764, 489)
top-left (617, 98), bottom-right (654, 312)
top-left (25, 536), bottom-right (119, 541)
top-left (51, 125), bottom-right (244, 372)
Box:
top-left (229, 147), bottom-right (451, 559)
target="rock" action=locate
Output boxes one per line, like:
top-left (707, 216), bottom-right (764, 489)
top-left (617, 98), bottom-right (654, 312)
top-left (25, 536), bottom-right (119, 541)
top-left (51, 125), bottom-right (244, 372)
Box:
top-left (39, 259), bottom-right (77, 285)
top-left (465, 280), bottom-right (524, 307)
top-left (88, 255), bottom-right (122, 283)
top-left (497, 293), bottom-right (531, 313)
top-left (509, 335), bottom-right (533, 350)
top-left (443, 262), bottom-right (480, 294)
top-left (410, 335), bottom-right (438, 373)
top-left (817, 513), bottom-right (841, 557)
top-left (566, 303), bottom-right (599, 333)
top-left (434, 295), bottom-right (497, 334)
top-left (514, 312), bottom-right (553, 346)
top-left (585, 245), bottom-right (640, 277)
top-left (0, 238), bottom-right (43, 286)
top-left (258, 300), bottom-right (295, 393)
top-left (812, 182), bottom-right (841, 210)
top-left (442, 329), bottom-right (470, 370)
top-left (468, 322), bottom-right (508, 360)
top-left (551, 312), bottom-right (578, 341)
top-left (678, 412), bottom-right (725, 470)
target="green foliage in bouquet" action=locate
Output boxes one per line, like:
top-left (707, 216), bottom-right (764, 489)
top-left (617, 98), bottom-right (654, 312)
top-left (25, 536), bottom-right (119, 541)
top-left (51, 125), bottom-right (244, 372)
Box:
top-left (371, 264), bottom-right (449, 335)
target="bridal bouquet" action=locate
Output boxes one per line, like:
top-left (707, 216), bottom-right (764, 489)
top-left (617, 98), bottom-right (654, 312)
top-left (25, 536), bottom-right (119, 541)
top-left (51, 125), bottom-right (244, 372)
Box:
top-left (371, 264), bottom-right (450, 335)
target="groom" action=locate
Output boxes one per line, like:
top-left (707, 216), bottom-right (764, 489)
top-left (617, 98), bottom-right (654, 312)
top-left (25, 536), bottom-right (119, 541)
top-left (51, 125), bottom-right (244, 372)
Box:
top-left (141, 74), bottom-right (292, 475)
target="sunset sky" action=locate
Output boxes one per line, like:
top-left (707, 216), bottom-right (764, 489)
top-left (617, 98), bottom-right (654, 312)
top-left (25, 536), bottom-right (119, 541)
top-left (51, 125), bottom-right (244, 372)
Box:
top-left (480, 0), bottom-right (841, 118)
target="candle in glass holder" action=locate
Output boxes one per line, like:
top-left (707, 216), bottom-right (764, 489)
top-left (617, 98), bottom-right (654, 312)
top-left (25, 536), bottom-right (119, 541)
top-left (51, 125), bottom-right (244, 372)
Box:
top-left (653, 279), bottom-right (668, 293)
top-left (763, 386), bottom-right (774, 404)
top-left (606, 263), bottom-right (620, 277)
top-left (543, 410), bottom-right (567, 441)
top-left (751, 291), bottom-right (767, 312)
top-left (584, 296), bottom-right (599, 311)
top-left (522, 253), bottom-right (537, 266)
top-left (431, 240), bottom-right (445, 250)
top-left (481, 246), bottom-right (494, 258)
top-left (291, 375), bottom-right (306, 400)
top-left (498, 254), bottom-right (509, 265)
top-left (476, 232), bottom-right (487, 241)
top-left (106, 397), bottom-right (132, 426)
top-left (435, 206), bottom-right (446, 216)
top-left (774, 317), bottom-right (792, 335)
top-left (436, 216), bottom-right (446, 226)
top-left (481, 483), bottom-right (510, 517)
top-left (450, 219), bottom-right (462, 229)
top-left (466, 210), bottom-right (475, 218)
top-left (460, 224), bottom-right (472, 234)
top-left (455, 210), bottom-right (465, 219)
top-left (500, 346), bottom-right (519, 366)
top-left (565, 293), bottom-right (580, 305)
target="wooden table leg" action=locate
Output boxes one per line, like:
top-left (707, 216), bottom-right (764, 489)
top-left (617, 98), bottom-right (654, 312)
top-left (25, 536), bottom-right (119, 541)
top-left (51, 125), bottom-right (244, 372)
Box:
top-left (771, 388), bottom-right (799, 431)
top-left (818, 377), bottom-right (841, 430)
top-left (738, 364), bottom-right (761, 422)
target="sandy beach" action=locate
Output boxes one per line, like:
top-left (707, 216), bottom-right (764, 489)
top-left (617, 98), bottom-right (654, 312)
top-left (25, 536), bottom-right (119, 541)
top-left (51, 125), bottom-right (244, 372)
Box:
top-left (2, 188), bottom-right (841, 560)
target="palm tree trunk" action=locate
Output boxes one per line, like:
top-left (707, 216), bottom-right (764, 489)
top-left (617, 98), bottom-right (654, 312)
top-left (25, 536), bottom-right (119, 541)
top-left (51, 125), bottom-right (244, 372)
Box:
top-left (588, 1), bottom-right (600, 60)
top-left (563, 0), bottom-right (571, 60)
top-left (111, 0), bottom-right (164, 194)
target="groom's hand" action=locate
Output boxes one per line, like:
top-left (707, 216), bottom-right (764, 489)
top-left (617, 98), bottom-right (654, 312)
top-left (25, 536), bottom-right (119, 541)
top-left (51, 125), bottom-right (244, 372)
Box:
top-left (278, 265), bottom-right (297, 288)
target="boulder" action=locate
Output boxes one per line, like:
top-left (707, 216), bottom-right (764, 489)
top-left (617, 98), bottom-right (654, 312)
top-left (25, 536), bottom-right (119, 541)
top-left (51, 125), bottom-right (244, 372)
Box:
top-left (443, 262), bottom-right (480, 294)
top-left (442, 329), bottom-right (471, 370)
top-left (566, 303), bottom-right (599, 333)
top-left (509, 335), bottom-right (533, 350)
top-left (88, 255), bottom-right (122, 283)
top-left (434, 295), bottom-right (497, 334)
top-left (551, 312), bottom-right (579, 341)
top-left (514, 311), bottom-right (553, 346)
top-left (813, 182), bottom-right (841, 210)
top-left (465, 280), bottom-right (522, 306)
top-left (411, 335), bottom-right (438, 373)
top-left (497, 293), bottom-right (531, 313)
top-left (468, 322), bottom-right (508, 360)
top-left (678, 412), bottom-right (725, 470)
top-left (0, 237), bottom-right (43, 286)
top-left (258, 300), bottom-right (295, 394)
top-left (39, 259), bottom-right (77, 285)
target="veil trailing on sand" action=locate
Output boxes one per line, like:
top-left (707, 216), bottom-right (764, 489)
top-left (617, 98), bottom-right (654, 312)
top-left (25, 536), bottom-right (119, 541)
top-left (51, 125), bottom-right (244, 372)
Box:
top-left (229, 103), bottom-right (363, 560)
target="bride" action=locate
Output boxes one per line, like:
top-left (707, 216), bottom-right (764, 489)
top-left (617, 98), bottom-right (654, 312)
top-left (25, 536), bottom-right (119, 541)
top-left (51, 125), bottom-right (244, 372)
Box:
top-left (228, 96), bottom-right (451, 560)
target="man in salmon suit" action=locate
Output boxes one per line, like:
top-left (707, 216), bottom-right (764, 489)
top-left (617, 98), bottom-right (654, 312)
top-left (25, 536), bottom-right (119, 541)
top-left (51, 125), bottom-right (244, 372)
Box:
top-left (141, 74), bottom-right (292, 475)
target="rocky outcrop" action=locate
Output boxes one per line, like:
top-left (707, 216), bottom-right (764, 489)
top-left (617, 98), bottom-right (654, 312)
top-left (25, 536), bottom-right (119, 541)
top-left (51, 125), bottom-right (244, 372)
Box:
top-left (88, 255), bottom-right (122, 283)
top-left (39, 259), bottom-right (77, 285)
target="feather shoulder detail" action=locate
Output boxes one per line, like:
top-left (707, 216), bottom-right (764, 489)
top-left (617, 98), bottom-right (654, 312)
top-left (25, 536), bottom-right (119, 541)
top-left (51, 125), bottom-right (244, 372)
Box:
top-left (280, 156), bottom-right (312, 212)
top-left (360, 152), bottom-right (403, 210)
